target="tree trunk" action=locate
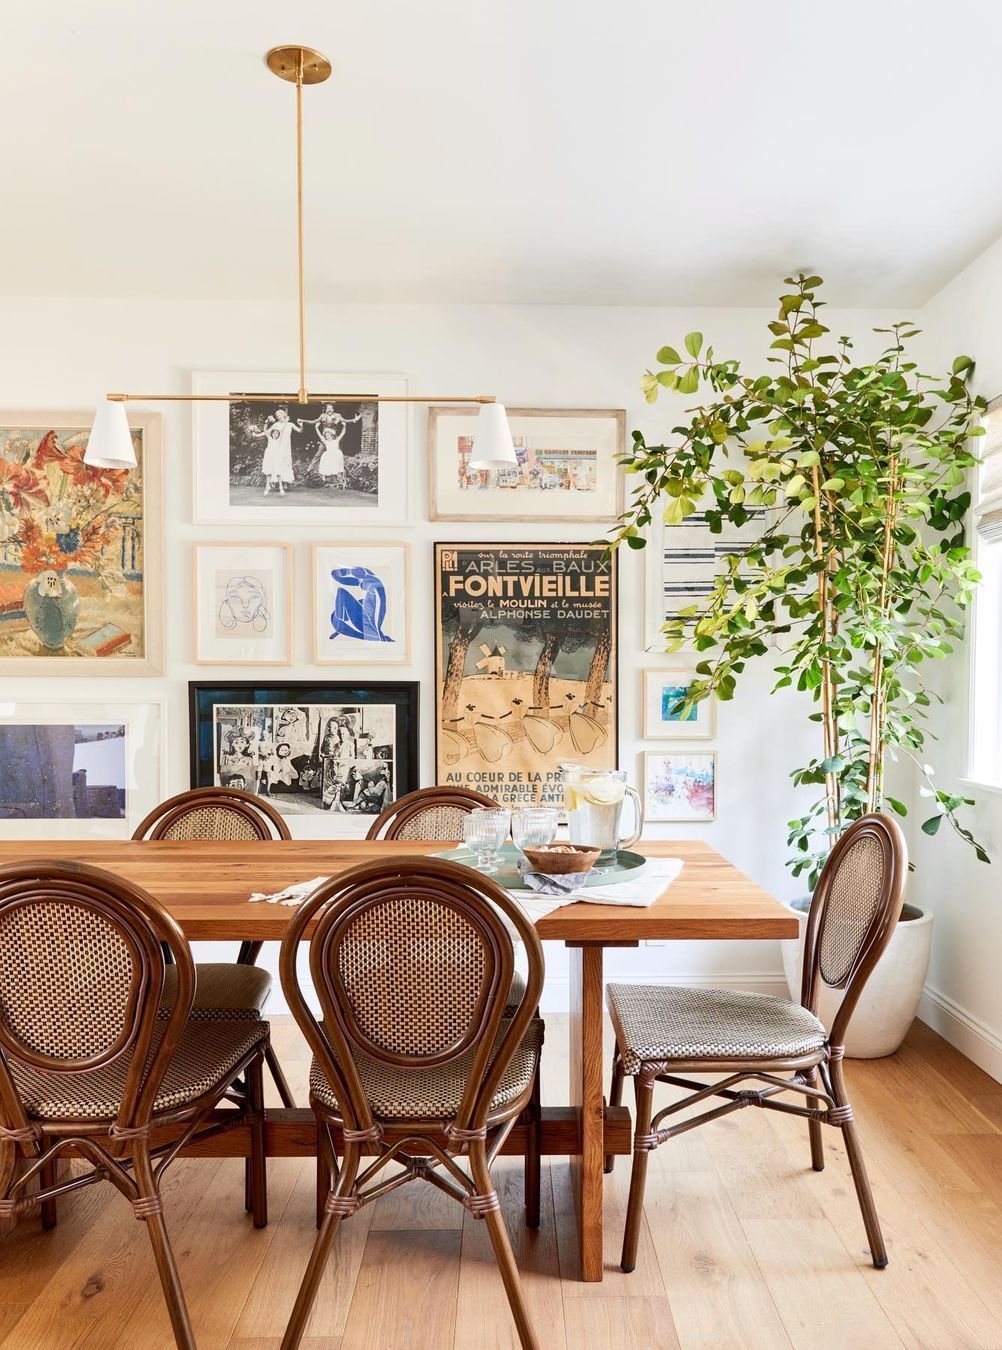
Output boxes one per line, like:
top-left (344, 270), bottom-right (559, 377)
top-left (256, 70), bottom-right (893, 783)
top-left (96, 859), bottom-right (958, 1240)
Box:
top-left (583, 628), bottom-right (612, 720)
top-left (532, 632), bottom-right (560, 710)
top-left (442, 624), bottom-right (476, 724)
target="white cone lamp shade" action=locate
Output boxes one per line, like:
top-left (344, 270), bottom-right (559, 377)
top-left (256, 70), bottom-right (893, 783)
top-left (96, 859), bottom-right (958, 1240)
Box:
top-left (84, 400), bottom-right (137, 470)
top-left (468, 402), bottom-right (517, 471)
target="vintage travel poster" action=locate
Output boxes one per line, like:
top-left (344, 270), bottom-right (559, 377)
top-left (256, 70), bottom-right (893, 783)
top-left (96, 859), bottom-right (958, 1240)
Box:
top-left (435, 542), bottom-right (618, 809)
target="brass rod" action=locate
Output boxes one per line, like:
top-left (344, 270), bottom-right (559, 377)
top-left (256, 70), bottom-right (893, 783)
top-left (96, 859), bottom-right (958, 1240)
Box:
top-left (295, 51), bottom-right (307, 403)
top-left (105, 393), bottom-right (496, 404)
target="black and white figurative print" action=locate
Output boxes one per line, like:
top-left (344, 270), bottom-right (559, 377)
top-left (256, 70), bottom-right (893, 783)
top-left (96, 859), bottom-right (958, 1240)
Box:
top-left (211, 702), bottom-right (395, 817)
top-left (227, 396), bottom-right (379, 509)
top-left (646, 508), bottom-right (772, 648)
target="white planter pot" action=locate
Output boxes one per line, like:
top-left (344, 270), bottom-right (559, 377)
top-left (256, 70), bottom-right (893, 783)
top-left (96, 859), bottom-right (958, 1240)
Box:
top-left (780, 899), bottom-right (933, 1059)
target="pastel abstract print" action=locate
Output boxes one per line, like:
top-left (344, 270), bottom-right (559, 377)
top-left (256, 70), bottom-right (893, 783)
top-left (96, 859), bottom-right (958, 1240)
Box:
top-left (645, 752), bottom-right (716, 822)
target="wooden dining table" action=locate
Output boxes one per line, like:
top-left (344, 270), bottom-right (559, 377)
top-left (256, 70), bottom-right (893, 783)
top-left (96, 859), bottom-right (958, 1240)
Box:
top-left (0, 837), bottom-right (796, 1281)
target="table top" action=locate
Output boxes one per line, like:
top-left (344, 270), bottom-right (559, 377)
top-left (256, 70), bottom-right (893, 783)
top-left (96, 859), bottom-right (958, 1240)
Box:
top-left (0, 838), bottom-right (796, 943)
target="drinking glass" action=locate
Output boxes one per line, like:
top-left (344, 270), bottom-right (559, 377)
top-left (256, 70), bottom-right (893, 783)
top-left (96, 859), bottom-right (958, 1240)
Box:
top-left (511, 807), bottom-right (558, 854)
top-left (463, 807), bottom-right (511, 874)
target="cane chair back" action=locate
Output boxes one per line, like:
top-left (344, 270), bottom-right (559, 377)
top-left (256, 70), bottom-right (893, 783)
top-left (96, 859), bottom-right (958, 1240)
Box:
top-left (365, 786), bottom-right (500, 842)
top-left (800, 813), bottom-right (906, 1046)
top-left (281, 856), bottom-right (544, 1137)
top-left (0, 860), bottom-right (195, 1133)
top-left (132, 786), bottom-right (291, 843)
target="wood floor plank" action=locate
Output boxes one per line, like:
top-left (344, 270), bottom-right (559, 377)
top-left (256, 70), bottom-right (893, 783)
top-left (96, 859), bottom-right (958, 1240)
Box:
top-left (340, 1229), bottom-right (462, 1350)
top-left (230, 1156), bottom-right (373, 1344)
top-left (552, 1157), bottom-right (665, 1294)
top-left (643, 1169), bottom-right (793, 1350)
top-left (106, 1158), bottom-right (301, 1350)
top-left (562, 1295), bottom-right (681, 1348)
top-left (905, 1021), bottom-right (1002, 1133)
top-left (454, 1159), bottom-right (566, 1350)
top-left (739, 1217), bottom-right (905, 1349)
top-left (369, 1166), bottom-right (465, 1231)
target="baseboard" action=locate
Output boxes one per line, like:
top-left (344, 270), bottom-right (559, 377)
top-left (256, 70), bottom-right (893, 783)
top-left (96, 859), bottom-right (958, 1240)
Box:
top-left (919, 983), bottom-right (1002, 1084)
top-left (538, 970), bottom-right (788, 1012)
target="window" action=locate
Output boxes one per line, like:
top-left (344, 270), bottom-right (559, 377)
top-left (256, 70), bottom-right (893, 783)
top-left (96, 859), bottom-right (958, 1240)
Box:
top-left (969, 397), bottom-right (1002, 786)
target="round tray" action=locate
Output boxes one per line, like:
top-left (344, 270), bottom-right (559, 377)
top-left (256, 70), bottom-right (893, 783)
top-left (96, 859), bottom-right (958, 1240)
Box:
top-left (437, 843), bottom-right (647, 891)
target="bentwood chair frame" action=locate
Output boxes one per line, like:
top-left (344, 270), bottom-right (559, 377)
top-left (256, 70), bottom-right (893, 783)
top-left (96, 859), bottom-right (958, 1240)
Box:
top-left (608, 813), bottom-right (907, 1274)
top-left (133, 785), bottom-right (296, 1107)
top-left (279, 856), bottom-right (545, 1350)
top-left (0, 860), bottom-right (269, 1350)
top-left (365, 785), bottom-right (500, 841)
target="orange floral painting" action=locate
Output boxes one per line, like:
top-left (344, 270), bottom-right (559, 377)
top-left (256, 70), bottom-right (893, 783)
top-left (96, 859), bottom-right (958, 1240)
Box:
top-left (0, 419), bottom-right (154, 664)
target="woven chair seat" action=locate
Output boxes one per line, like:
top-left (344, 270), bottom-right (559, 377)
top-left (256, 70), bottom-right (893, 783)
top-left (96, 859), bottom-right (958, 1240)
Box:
top-left (606, 984), bottom-right (826, 1074)
top-left (159, 963), bottom-right (272, 1021)
top-left (309, 1017), bottom-right (544, 1122)
top-left (10, 1019), bottom-right (269, 1121)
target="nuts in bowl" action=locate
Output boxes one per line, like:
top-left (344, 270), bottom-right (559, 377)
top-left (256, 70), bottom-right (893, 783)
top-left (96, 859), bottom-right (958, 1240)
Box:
top-left (521, 843), bottom-right (601, 875)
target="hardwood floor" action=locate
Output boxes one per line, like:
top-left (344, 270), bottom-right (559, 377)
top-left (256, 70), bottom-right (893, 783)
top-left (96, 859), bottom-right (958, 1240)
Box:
top-left (3, 1014), bottom-right (1002, 1349)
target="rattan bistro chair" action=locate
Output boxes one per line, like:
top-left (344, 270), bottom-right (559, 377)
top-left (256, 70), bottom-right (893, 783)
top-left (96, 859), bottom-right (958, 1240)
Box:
top-left (0, 860), bottom-right (269, 1350)
top-left (278, 856), bottom-right (545, 1350)
top-left (133, 785), bottom-right (295, 1107)
top-left (365, 785), bottom-right (500, 841)
top-left (606, 813), bottom-right (907, 1274)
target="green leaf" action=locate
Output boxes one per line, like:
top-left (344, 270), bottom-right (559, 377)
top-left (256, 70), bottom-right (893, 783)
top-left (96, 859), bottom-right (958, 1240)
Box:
top-left (657, 345), bottom-right (682, 366)
top-left (921, 815), bottom-right (943, 836)
top-left (684, 331), bottom-right (703, 359)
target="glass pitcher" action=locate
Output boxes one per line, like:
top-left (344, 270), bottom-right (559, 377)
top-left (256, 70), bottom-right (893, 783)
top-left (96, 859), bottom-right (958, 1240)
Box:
top-left (560, 764), bottom-right (642, 867)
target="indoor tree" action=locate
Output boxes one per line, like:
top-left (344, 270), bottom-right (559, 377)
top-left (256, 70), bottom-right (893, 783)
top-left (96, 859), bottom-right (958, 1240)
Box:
top-left (613, 274), bottom-right (988, 884)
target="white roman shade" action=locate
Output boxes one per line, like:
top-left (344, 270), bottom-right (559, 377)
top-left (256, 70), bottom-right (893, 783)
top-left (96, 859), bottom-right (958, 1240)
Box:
top-left (976, 399), bottom-right (1002, 542)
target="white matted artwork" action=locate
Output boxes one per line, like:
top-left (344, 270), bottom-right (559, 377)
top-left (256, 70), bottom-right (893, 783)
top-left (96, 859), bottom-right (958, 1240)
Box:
top-left (644, 504), bottom-right (773, 650)
top-left (643, 750), bottom-right (716, 822)
top-left (193, 542), bottom-right (292, 665)
top-left (0, 699), bottom-right (166, 838)
top-left (428, 406), bottom-right (625, 522)
top-left (643, 669), bottom-right (715, 740)
top-left (312, 543), bottom-right (410, 665)
top-left (192, 371), bottom-right (409, 525)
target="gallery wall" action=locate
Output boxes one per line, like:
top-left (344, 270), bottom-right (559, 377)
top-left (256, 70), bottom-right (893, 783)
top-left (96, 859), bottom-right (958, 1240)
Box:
top-left (0, 294), bottom-right (913, 1009)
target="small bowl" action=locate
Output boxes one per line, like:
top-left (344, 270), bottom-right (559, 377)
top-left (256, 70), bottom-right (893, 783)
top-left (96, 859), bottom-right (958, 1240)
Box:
top-left (521, 843), bottom-right (601, 875)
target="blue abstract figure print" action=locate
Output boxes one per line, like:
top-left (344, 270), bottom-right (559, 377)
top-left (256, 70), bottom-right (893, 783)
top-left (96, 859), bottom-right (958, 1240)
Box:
top-left (329, 567), bottom-right (395, 645)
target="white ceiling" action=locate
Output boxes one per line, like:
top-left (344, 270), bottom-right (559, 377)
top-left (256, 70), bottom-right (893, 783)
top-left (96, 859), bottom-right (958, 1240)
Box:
top-left (3, 0), bottom-right (1001, 307)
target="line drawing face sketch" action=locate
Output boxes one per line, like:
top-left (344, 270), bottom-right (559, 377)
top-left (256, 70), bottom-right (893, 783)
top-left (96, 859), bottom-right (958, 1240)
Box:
top-left (218, 574), bottom-right (271, 635)
top-left (329, 566), bottom-right (394, 645)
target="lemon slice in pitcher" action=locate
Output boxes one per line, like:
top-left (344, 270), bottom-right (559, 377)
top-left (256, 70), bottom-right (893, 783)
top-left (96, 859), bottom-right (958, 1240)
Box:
top-left (581, 777), bottom-right (626, 806)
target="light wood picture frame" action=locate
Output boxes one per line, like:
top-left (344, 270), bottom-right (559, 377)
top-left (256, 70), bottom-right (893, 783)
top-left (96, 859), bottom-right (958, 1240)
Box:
top-left (193, 541), bottom-right (293, 666)
top-left (643, 668), bottom-right (716, 740)
top-left (428, 406), bottom-right (626, 522)
top-left (312, 542), bottom-right (411, 665)
top-left (0, 410), bottom-right (163, 675)
top-left (643, 749), bottom-right (717, 822)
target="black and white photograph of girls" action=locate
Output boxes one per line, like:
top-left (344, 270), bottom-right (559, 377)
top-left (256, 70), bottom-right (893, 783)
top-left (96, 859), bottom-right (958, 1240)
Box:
top-left (227, 395), bottom-right (379, 508)
top-left (211, 701), bottom-right (395, 819)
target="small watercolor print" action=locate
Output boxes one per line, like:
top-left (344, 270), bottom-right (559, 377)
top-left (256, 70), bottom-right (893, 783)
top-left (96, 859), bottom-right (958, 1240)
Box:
top-left (644, 751), bottom-right (716, 821)
top-left (660, 683), bottom-right (697, 722)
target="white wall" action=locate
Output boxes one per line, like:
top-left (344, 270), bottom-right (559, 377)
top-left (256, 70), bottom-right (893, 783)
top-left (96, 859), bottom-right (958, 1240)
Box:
top-left (0, 296), bottom-right (911, 1010)
top-left (904, 242), bottom-right (1002, 1079)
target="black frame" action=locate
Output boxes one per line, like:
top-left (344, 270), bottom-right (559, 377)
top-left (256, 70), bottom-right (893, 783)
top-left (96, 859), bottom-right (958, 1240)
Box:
top-left (188, 680), bottom-right (420, 815)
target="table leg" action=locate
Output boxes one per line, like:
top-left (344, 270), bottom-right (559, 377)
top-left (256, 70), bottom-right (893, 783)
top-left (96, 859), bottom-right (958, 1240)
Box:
top-left (568, 943), bottom-right (606, 1282)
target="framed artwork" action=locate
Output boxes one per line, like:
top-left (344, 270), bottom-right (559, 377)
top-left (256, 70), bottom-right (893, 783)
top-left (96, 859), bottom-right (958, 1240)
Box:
top-left (434, 542), bottom-right (617, 811)
top-left (0, 699), bottom-right (166, 838)
top-left (191, 370), bottom-right (409, 525)
top-left (643, 669), bottom-right (715, 740)
top-left (644, 750), bottom-right (717, 822)
top-left (312, 543), bottom-right (410, 665)
top-left (428, 406), bottom-right (625, 522)
top-left (0, 411), bottom-right (163, 674)
top-left (644, 504), bottom-right (773, 650)
top-left (189, 680), bottom-right (419, 838)
top-left (193, 542), bottom-right (292, 665)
